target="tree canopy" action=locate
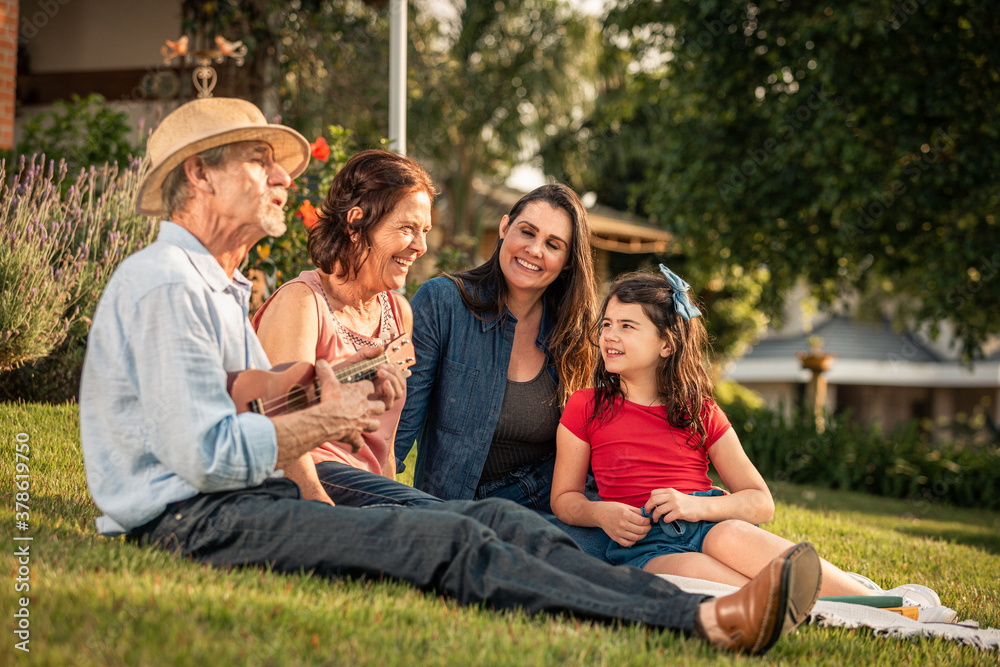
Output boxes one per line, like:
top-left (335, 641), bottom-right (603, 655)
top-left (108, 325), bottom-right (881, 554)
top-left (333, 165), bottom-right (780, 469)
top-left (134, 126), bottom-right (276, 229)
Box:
top-left (181, 0), bottom-right (389, 145)
top-left (408, 0), bottom-right (597, 240)
top-left (544, 0), bottom-right (1000, 360)
top-left (183, 0), bottom-right (597, 246)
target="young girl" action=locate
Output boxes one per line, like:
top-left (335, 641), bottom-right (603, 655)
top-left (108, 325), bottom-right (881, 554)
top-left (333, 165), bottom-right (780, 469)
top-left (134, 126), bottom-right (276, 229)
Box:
top-left (552, 267), bottom-right (952, 615)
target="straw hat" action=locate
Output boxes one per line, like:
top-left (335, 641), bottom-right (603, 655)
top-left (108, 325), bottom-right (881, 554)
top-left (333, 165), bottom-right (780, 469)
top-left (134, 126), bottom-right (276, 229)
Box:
top-left (136, 97), bottom-right (310, 216)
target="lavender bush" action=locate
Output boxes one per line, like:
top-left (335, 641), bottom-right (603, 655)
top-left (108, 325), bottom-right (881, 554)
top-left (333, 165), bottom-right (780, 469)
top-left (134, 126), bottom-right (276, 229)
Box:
top-left (0, 155), bottom-right (156, 396)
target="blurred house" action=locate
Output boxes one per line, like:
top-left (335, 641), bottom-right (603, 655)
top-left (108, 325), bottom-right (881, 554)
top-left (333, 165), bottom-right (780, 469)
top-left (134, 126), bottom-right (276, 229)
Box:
top-left (9, 1), bottom-right (189, 143)
top-left (5, 0), bottom-right (383, 142)
top-left (724, 306), bottom-right (1000, 441)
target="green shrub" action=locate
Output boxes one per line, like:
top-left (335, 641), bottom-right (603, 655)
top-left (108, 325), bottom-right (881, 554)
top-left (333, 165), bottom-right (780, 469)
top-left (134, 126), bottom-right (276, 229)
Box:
top-left (16, 93), bottom-right (141, 186)
top-left (0, 156), bottom-right (156, 401)
top-left (0, 157), bottom-right (79, 371)
top-left (720, 397), bottom-right (1000, 511)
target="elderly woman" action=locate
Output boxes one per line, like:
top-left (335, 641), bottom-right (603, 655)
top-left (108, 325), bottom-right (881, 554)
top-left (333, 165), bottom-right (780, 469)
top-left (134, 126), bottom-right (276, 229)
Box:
top-left (394, 184), bottom-right (611, 558)
top-left (253, 149), bottom-right (437, 506)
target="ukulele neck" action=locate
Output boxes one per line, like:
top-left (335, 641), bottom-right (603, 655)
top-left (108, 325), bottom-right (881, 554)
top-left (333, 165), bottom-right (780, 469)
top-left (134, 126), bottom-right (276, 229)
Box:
top-left (333, 352), bottom-right (388, 385)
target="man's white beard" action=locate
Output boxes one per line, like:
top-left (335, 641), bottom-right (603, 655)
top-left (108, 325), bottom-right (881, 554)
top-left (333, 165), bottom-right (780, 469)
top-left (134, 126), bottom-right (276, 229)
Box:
top-left (260, 210), bottom-right (287, 237)
top-left (258, 191), bottom-right (288, 237)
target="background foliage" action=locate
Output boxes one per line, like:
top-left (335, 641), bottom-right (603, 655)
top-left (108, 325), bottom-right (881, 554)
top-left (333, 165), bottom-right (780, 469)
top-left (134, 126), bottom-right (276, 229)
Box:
top-left (718, 397), bottom-right (1000, 512)
top-left (1, 94), bottom-right (155, 400)
top-left (0, 156), bottom-right (156, 401)
top-left (15, 93), bottom-right (141, 186)
top-left (407, 0), bottom-right (598, 241)
top-left (7, 1), bottom-right (998, 407)
top-left (543, 0), bottom-right (1000, 361)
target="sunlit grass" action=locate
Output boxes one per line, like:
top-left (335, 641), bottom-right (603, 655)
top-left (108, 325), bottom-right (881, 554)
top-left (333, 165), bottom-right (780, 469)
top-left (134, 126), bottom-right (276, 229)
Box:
top-left (2, 402), bottom-right (997, 665)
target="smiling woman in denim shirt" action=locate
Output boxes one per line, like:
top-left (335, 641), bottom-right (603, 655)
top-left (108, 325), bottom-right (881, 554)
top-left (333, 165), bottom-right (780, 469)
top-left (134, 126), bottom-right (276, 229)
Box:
top-left (393, 184), bottom-right (612, 556)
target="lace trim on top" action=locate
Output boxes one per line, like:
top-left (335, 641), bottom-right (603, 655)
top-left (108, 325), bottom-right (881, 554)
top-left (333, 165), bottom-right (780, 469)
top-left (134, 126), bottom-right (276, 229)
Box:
top-left (319, 290), bottom-right (398, 349)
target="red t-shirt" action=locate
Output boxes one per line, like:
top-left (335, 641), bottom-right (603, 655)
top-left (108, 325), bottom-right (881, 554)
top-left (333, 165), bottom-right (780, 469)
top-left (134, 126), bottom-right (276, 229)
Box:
top-left (560, 389), bottom-right (732, 506)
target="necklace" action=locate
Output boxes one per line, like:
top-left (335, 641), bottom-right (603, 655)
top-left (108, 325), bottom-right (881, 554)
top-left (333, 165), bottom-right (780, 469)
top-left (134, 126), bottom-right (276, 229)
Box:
top-left (317, 282), bottom-right (397, 349)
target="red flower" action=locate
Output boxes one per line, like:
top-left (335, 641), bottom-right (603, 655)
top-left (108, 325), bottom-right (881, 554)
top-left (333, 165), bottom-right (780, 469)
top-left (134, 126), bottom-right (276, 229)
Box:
top-left (298, 201), bottom-right (319, 229)
top-left (310, 136), bottom-right (330, 161)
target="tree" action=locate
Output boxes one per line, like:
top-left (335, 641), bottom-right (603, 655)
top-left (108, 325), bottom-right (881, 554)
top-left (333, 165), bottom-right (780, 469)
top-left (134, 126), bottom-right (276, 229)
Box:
top-left (180, 0), bottom-right (389, 145)
top-left (407, 0), bottom-right (598, 242)
top-left (180, 1), bottom-right (597, 250)
top-left (546, 0), bottom-right (1000, 361)
top-left (273, 1), bottom-right (389, 145)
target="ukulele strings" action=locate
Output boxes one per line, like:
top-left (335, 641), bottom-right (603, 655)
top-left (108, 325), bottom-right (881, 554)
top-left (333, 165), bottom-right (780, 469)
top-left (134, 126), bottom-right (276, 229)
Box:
top-left (333, 357), bottom-right (383, 382)
top-left (255, 380), bottom-right (321, 416)
top-left (252, 354), bottom-right (388, 415)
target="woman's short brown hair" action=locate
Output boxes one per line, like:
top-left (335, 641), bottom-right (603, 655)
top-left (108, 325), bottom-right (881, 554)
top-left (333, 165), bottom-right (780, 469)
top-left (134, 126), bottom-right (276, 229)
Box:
top-left (308, 149), bottom-right (437, 278)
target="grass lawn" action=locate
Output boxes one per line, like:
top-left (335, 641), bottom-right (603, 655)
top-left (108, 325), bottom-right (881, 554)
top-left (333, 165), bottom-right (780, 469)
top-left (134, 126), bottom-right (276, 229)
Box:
top-left (2, 401), bottom-right (998, 666)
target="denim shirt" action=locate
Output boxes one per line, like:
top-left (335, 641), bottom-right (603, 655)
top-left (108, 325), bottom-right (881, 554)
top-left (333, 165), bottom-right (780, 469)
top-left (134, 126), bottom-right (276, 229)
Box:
top-left (80, 222), bottom-right (277, 535)
top-left (394, 276), bottom-right (558, 499)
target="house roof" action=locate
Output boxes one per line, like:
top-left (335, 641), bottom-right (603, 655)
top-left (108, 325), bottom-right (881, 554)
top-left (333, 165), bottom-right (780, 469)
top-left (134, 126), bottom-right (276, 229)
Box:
top-left (725, 315), bottom-right (1000, 388)
top-left (742, 316), bottom-right (940, 363)
top-left (475, 181), bottom-right (677, 254)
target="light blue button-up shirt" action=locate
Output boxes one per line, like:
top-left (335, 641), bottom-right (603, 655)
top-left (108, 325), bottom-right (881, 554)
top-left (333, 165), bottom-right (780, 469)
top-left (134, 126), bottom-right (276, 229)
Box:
top-left (80, 222), bottom-right (278, 535)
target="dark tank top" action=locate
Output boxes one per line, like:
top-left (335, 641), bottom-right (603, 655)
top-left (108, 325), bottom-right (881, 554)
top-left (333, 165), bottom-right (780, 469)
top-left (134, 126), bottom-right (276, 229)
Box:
top-left (479, 366), bottom-right (560, 482)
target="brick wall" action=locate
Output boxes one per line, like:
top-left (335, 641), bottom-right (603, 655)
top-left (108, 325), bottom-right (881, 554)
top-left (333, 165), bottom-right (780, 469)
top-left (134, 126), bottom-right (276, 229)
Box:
top-left (0, 0), bottom-right (17, 149)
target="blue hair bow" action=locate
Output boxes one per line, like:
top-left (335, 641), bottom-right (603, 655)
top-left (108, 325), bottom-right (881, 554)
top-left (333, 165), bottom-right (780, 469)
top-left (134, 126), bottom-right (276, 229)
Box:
top-left (659, 264), bottom-right (702, 321)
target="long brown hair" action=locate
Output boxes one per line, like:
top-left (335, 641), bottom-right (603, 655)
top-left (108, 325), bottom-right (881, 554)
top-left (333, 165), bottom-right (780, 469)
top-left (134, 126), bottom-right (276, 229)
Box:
top-left (447, 183), bottom-right (598, 405)
top-left (590, 270), bottom-right (715, 448)
top-left (309, 149), bottom-right (436, 278)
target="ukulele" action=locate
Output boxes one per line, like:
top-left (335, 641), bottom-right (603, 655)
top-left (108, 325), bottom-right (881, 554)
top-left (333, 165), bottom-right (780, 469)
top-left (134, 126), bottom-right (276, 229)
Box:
top-left (227, 334), bottom-right (414, 417)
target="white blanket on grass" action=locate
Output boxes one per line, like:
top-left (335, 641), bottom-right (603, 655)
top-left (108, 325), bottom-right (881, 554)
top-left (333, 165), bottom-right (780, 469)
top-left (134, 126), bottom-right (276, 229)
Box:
top-left (657, 574), bottom-right (1000, 651)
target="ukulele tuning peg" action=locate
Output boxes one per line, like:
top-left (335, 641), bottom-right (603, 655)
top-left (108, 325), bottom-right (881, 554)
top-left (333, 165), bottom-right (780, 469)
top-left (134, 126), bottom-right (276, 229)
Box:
top-left (391, 344), bottom-right (401, 352)
top-left (406, 356), bottom-right (414, 363)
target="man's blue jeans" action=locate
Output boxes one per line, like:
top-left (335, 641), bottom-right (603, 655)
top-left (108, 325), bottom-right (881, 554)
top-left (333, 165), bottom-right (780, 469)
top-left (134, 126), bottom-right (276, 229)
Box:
top-left (128, 479), bottom-right (703, 631)
top-left (472, 454), bottom-right (612, 563)
top-left (317, 460), bottom-right (613, 563)
top-left (317, 461), bottom-right (443, 507)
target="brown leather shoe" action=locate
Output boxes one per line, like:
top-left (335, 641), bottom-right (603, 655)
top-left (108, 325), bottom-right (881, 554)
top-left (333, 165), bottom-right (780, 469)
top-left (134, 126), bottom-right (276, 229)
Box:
top-left (709, 541), bottom-right (822, 654)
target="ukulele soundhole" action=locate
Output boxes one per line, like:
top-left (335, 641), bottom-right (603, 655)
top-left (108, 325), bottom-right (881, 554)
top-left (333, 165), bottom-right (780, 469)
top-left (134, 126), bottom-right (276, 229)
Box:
top-left (284, 383), bottom-right (310, 413)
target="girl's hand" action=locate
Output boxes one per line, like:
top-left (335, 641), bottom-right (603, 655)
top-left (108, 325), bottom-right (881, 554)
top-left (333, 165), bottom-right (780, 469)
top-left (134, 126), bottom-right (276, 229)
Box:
top-left (644, 488), bottom-right (706, 524)
top-left (595, 502), bottom-right (651, 547)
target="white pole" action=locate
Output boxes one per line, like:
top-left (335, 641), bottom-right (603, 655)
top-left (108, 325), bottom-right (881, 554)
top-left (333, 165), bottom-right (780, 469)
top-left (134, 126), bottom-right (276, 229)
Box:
top-left (388, 0), bottom-right (407, 155)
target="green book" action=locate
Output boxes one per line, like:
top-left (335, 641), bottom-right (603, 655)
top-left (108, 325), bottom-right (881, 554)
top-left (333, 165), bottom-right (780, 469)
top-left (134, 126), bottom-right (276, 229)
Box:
top-left (818, 595), bottom-right (905, 608)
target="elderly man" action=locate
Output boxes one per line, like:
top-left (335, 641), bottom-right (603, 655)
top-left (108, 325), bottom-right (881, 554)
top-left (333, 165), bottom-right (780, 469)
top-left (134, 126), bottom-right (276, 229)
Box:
top-left (80, 98), bottom-right (821, 655)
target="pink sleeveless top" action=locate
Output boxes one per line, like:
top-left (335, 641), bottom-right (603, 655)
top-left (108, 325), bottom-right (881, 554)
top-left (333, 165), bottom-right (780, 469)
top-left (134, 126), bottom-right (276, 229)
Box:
top-left (252, 270), bottom-right (406, 478)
